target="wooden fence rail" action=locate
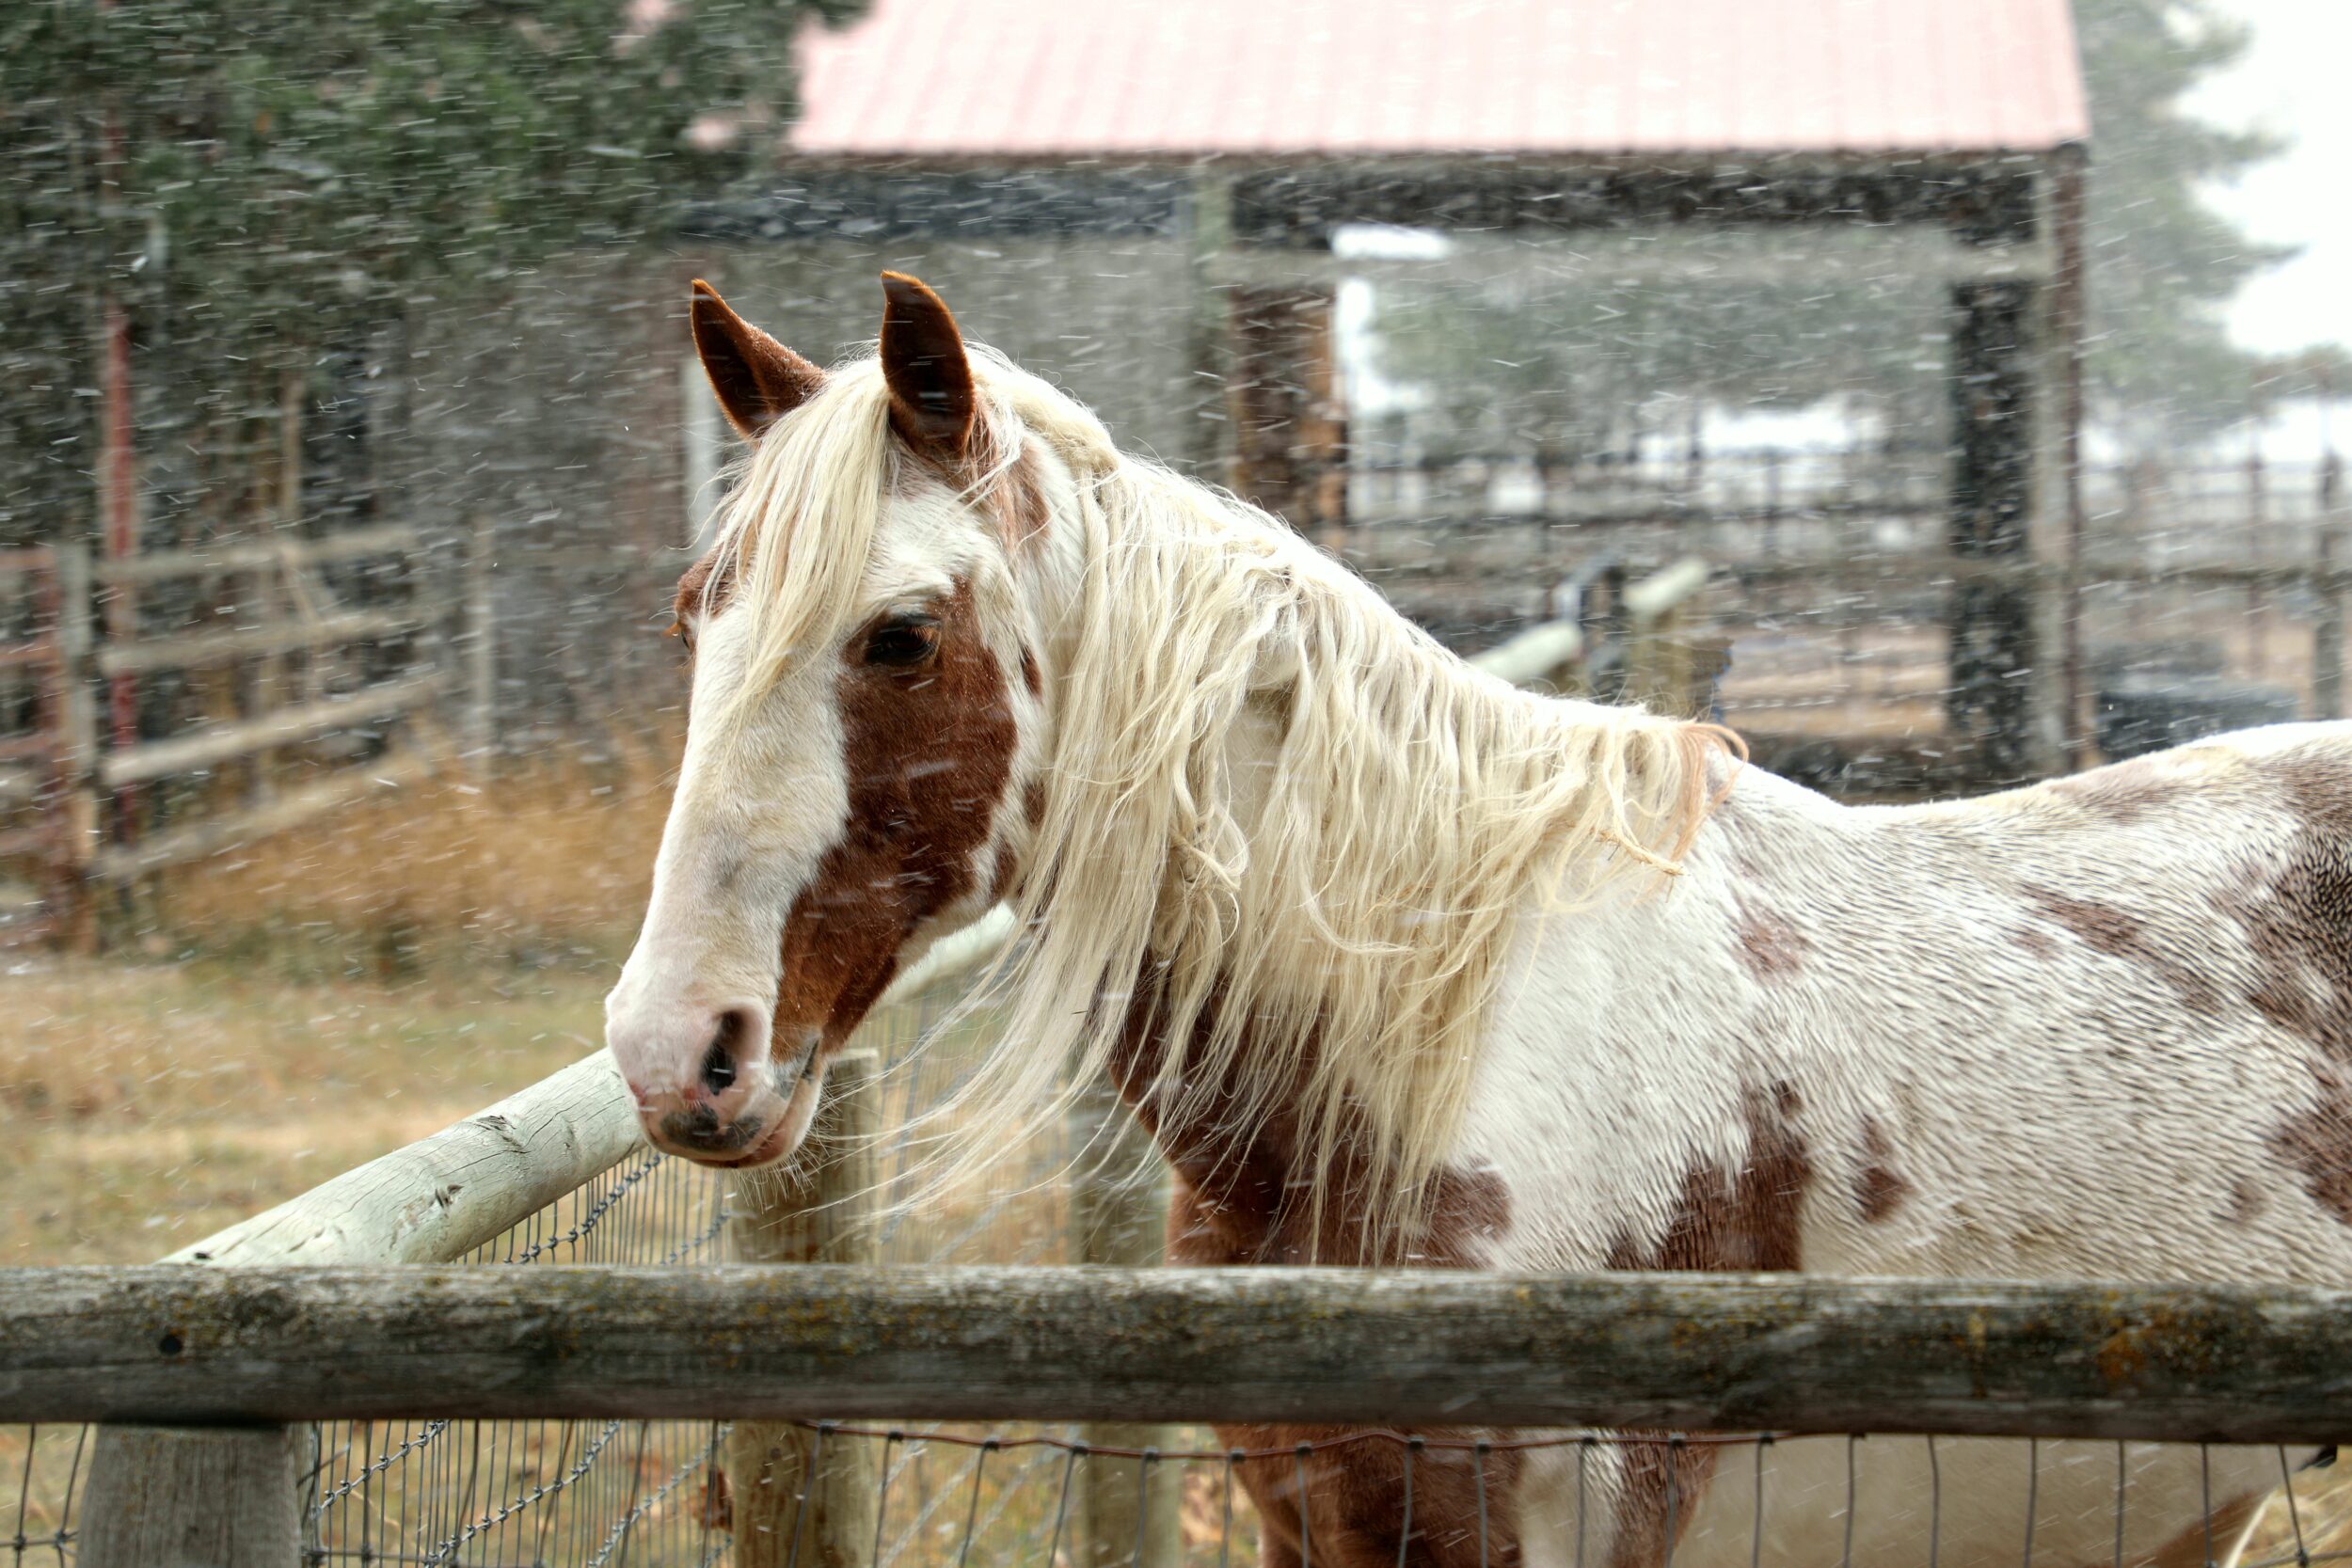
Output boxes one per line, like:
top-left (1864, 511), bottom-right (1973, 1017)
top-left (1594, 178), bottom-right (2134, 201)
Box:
top-left (0, 523), bottom-right (475, 941)
top-left (13, 1265), bottom-right (2352, 1442)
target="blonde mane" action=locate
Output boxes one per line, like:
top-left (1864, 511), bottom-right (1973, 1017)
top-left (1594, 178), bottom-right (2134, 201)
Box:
top-left (704, 347), bottom-right (1740, 1252)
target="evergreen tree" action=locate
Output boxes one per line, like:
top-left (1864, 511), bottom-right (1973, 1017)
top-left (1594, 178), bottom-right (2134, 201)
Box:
top-left (0, 0), bottom-right (864, 545)
top-left (2077, 0), bottom-right (2295, 439)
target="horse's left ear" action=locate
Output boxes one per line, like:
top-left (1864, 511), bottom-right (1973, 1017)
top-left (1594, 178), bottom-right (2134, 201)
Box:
top-left (880, 272), bottom-right (977, 459)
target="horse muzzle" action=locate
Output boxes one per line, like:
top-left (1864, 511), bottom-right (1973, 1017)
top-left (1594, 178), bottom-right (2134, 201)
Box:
top-left (609, 988), bottom-right (827, 1168)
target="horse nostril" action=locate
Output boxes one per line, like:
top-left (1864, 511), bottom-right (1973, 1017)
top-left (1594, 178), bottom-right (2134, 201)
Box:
top-left (700, 1009), bottom-right (749, 1097)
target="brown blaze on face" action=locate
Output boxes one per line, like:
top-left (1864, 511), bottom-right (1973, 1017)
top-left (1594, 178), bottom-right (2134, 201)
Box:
top-left (771, 578), bottom-right (1017, 1053)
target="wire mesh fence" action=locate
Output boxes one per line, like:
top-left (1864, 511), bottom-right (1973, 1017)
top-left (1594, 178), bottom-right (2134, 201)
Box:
top-left (0, 979), bottom-right (1101, 1565)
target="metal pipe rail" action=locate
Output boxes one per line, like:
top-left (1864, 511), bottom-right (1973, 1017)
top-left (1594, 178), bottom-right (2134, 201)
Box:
top-left (12, 1264), bottom-right (2352, 1442)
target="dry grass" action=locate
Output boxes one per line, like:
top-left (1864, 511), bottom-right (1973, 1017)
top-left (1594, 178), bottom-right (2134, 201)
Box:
top-left (0, 957), bottom-right (606, 1263)
top-left (157, 726), bottom-right (684, 967)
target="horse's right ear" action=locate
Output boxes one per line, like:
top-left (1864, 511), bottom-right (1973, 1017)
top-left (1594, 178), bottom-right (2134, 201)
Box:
top-left (690, 279), bottom-right (824, 440)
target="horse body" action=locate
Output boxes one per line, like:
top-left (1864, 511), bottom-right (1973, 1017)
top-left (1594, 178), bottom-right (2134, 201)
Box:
top-left (1126, 715), bottom-right (2350, 1568)
top-left (1452, 733), bottom-right (2352, 1568)
top-left (608, 276), bottom-right (2352, 1568)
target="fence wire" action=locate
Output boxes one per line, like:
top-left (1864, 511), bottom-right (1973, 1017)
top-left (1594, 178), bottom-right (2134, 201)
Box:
top-left (300, 1148), bottom-right (732, 1566)
top-left (8, 982), bottom-right (2352, 1564)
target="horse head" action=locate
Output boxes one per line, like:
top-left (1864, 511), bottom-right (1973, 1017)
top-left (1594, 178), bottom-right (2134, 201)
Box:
top-left (604, 274), bottom-right (1056, 1167)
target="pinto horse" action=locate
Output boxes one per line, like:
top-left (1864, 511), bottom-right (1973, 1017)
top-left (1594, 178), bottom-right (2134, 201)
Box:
top-left (607, 274), bottom-right (2346, 1568)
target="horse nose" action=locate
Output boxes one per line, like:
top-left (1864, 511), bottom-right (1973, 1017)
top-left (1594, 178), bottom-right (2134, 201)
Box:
top-left (608, 990), bottom-right (774, 1124)
top-left (696, 1006), bottom-right (757, 1100)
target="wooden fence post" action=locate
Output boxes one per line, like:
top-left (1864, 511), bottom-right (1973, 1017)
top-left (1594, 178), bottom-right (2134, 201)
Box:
top-left (49, 540), bottom-right (97, 952)
top-left (1068, 1079), bottom-right (1183, 1568)
top-left (79, 1422), bottom-right (304, 1568)
top-left (2316, 455), bottom-right (2346, 721)
top-left (464, 514), bottom-right (497, 760)
top-left (727, 1049), bottom-right (881, 1568)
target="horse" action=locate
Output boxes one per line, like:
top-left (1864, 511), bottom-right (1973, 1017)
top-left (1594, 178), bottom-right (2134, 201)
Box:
top-left (605, 272), bottom-right (2350, 1568)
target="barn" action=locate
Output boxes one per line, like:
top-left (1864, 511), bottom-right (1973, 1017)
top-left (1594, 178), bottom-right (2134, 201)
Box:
top-left (436, 0), bottom-right (2092, 787)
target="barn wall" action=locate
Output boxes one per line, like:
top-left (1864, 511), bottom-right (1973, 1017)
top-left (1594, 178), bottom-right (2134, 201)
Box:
top-left (387, 236), bottom-right (1207, 751)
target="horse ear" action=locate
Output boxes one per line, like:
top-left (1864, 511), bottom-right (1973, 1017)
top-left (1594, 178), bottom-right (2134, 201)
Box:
top-left (879, 272), bottom-right (977, 458)
top-left (690, 279), bottom-right (824, 440)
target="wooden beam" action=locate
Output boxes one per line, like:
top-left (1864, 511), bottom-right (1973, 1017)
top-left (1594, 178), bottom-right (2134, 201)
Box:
top-left (1212, 228), bottom-right (2054, 293)
top-left (12, 1266), bottom-right (2352, 1441)
top-left (93, 523), bottom-right (420, 586)
top-left (88, 748), bottom-right (434, 880)
top-left (98, 669), bottom-right (449, 787)
top-left (95, 606), bottom-right (430, 677)
top-left (163, 1049), bottom-right (640, 1268)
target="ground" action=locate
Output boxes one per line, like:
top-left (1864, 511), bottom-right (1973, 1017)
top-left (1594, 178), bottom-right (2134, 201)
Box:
top-left (0, 953), bottom-right (605, 1264)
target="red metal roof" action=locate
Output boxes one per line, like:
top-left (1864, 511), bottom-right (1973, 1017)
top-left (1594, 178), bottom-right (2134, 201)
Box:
top-left (788, 0), bottom-right (2089, 162)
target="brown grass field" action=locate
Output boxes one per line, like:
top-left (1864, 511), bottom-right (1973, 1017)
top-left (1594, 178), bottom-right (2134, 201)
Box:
top-left (0, 738), bottom-right (685, 1266)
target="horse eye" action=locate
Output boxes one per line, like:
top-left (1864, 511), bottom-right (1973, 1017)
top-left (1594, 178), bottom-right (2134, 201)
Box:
top-left (864, 614), bottom-right (940, 668)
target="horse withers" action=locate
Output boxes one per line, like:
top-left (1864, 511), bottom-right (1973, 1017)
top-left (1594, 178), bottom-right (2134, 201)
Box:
top-left (605, 273), bottom-right (2347, 1568)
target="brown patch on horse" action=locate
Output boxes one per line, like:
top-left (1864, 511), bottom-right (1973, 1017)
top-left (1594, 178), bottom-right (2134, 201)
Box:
top-left (996, 441), bottom-right (1055, 550)
top-left (2048, 755), bottom-right (2179, 823)
top-left (1608, 1083), bottom-right (1811, 1274)
top-left (1019, 643), bottom-right (1042, 698)
top-left (2138, 1485), bottom-right (2270, 1568)
top-left (1854, 1117), bottom-right (1912, 1224)
top-left (894, 415), bottom-right (1056, 559)
top-left (2021, 886), bottom-right (2222, 1015)
top-left (2270, 1065), bottom-right (2352, 1227)
top-left (772, 578), bottom-right (1016, 1052)
top-left (1112, 976), bottom-right (1519, 1568)
top-left (2227, 751), bottom-right (2352, 1057)
top-left (1231, 1433), bottom-right (1521, 1568)
top-left (1594, 1087), bottom-right (1808, 1568)
top-left (2227, 1172), bottom-right (2267, 1225)
top-left (672, 544), bottom-right (739, 641)
top-left (1605, 1440), bottom-right (1719, 1568)
top-left (2010, 925), bottom-right (2059, 960)
top-left (1117, 979), bottom-right (1511, 1271)
top-left (1731, 897), bottom-right (1805, 981)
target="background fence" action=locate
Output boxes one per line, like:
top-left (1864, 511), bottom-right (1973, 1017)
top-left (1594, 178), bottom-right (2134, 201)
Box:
top-left (0, 521), bottom-right (484, 949)
top-left (1344, 446), bottom-right (2352, 791)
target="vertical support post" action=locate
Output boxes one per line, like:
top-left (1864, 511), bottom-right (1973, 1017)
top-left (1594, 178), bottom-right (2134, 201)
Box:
top-left (2316, 452), bottom-right (2345, 721)
top-left (1184, 167), bottom-right (1235, 482)
top-left (80, 1423), bottom-right (305, 1568)
top-left (1068, 1079), bottom-right (1182, 1568)
top-left (1947, 276), bottom-right (2061, 786)
top-left (464, 513), bottom-right (496, 762)
top-left (248, 367), bottom-right (307, 803)
top-left (727, 1050), bottom-right (881, 1568)
top-left (1226, 281), bottom-right (1348, 547)
top-left (2051, 151), bottom-right (2091, 769)
top-left (50, 541), bottom-right (97, 952)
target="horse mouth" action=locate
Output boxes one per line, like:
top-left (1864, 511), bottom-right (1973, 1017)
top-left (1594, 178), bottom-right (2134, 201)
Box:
top-left (678, 1047), bottom-right (825, 1170)
top-left (698, 1117), bottom-right (799, 1168)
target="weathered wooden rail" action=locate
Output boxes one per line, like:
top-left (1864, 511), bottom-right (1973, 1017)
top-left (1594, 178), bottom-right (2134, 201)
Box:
top-left (12, 1266), bottom-right (2352, 1442)
top-left (0, 524), bottom-right (480, 942)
